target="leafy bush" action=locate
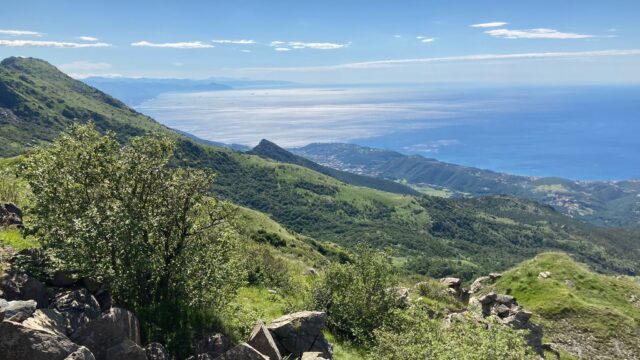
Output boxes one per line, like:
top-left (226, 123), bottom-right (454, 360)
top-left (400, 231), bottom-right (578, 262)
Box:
top-left (372, 309), bottom-right (537, 360)
top-left (22, 124), bottom-right (245, 355)
top-left (310, 246), bottom-right (400, 343)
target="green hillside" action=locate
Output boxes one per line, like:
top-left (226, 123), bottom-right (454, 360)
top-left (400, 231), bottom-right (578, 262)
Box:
top-left (1, 56), bottom-right (639, 281)
top-left (292, 143), bottom-right (640, 226)
top-left (491, 253), bottom-right (640, 359)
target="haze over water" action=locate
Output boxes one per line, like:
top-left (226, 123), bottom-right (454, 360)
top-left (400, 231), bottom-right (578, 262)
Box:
top-left (137, 85), bottom-right (640, 180)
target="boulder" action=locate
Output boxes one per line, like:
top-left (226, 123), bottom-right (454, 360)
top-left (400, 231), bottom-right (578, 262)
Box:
top-left (105, 339), bottom-right (147, 360)
top-left (145, 342), bottom-right (169, 360)
top-left (22, 308), bottom-right (67, 336)
top-left (440, 277), bottom-right (462, 288)
top-left (82, 277), bottom-right (102, 293)
top-left (538, 271), bottom-right (551, 279)
top-left (214, 343), bottom-right (268, 360)
top-left (0, 272), bottom-right (49, 307)
top-left (194, 332), bottom-right (232, 358)
top-left (267, 311), bottom-right (331, 358)
top-left (53, 288), bottom-right (101, 335)
top-left (469, 276), bottom-right (490, 293)
top-left (65, 346), bottom-right (97, 360)
top-left (495, 294), bottom-right (515, 306)
top-left (492, 304), bottom-right (511, 318)
top-left (50, 270), bottom-right (79, 287)
top-left (71, 307), bottom-right (141, 360)
top-left (247, 320), bottom-right (282, 360)
top-left (489, 273), bottom-right (502, 280)
top-left (0, 319), bottom-right (80, 360)
top-left (95, 285), bottom-right (112, 311)
top-left (478, 292), bottom-right (497, 305)
top-left (302, 352), bottom-right (329, 360)
top-left (1, 299), bottom-right (37, 318)
top-left (0, 202), bottom-right (23, 227)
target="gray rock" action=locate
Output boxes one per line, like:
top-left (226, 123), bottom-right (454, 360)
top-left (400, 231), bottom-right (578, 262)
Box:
top-left (302, 352), bottom-right (329, 360)
top-left (53, 288), bottom-right (101, 335)
top-left (22, 308), bottom-right (67, 336)
top-left (440, 277), bottom-right (462, 288)
top-left (247, 320), bottom-right (282, 360)
top-left (0, 272), bottom-right (49, 307)
top-left (495, 294), bottom-right (515, 305)
top-left (65, 346), bottom-right (97, 360)
top-left (470, 276), bottom-right (490, 293)
top-left (267, 311), bottom-right (329, 358)
top-left (489, 273), bottom-right (502, 280)
top-left (214, 343), bottom-right (268, 360)
top-left (82, 277), bottom-right (102, 293)
top-left (492, 304), bottom-right (511, 318)
top-left (145, 342), bottom-right (169, 360)
top-left (478, 292), bottom-right (497, 305)
top-left (0, 319), bottom-right (79, 360)
top-left (71, 307), bottom-right (141, 360)
top-left (105, 339), bottom-right (147, 360)
top-left (95, 286), bottom-right (112, 311)
top-left (0, 202), bottom-right (22, 227)
top-left (515, 310), bottom-right (533, 322)
top-left (2, 299), bottom-right (37, 318)
top-left (194, 332), bottom-right (232, 358)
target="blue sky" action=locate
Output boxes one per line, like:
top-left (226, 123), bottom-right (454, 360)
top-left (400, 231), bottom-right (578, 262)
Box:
top-left (1, 0), bottom-right (639, 83)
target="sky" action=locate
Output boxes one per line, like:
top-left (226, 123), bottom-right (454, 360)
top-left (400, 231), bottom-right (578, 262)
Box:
top-left (1, 0), bottom-right (639, 84)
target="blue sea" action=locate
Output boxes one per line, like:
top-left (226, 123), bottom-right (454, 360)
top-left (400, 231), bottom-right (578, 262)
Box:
top-left (137, 85), bottom-right (640, 180)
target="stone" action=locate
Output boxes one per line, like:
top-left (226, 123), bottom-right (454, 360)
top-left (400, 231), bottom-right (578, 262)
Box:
top-left (145, 342), bottom-right (169, 360)
top-left (478, 292), bottom-right (497, 305)
top-left (215, 343), bottom-right (268, 360)
top-left (95, 285), bottom-right (112, 311)
top-left (440, 277), bottom-right (462, 288)
top-left (0, 272), bottom-right (49, 307)
top-left (50, 270), bottom-right (78, 287)
top-left (304, 267), bottom-right (318, 276)
top-left (105, 339), bottom-right (147, 360)
top-left (495, 294), bottom-right (515, 305)
top-left (308, 333), bottom-right (333, 359)
top-left (22, 308), bottom-right (67, 337)
top-left (489, 273), bottom-right (502, 280)
top-left (0, 319), bottom-right (80, 360)
top-left (267, 311), bottom-right (328, 358)
top-left (538, 271), bottom-right (551, 279)
top-left (53, 288), bottom-right (101, 335)
top-left (395, 287), bottom-right (411, 307)
top-left (0, 202), bottom-right (23, 227)
top-left (194, 332), bottom-right (232, 358)
top-left (302, 352), bottom-right (329, 360)
top-left (2, 299), bottom-right (37, 318)
top-left (470, 276), bottom-right (490, 293)
top-left (65, 346), bottom-right (97, 360)
top-left (515, 310), bottom-right (533, 322)
top-left (492, 304), bottom-right (511, 318)
top-left (71, 307), bottom-right (141, 360)
top-left (82, 277), bottom-right (102, 293)
top-left (247, 320), bottom-right (282, 360)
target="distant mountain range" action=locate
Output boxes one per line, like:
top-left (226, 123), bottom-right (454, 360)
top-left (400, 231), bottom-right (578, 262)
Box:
top-left (291, 143), bottom-right (640, 227)
top-left (84, 76), bottom-right (294, 105)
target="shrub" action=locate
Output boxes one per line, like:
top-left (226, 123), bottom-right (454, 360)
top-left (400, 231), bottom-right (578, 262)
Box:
top-left (310, 246), bottom-right (399, 343)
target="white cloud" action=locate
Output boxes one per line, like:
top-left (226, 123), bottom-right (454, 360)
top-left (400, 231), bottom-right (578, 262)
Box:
top-left (420, 38), bottom-right (435, 43)
top-left (212, 39), bottom-right (255, 44)
top-left (270, 41), bottom-right (286, 47)
top-left (393, 34), bottom-right (402, 38)
top-left (241, 49), bottom-right (252, 53)
top-left (0, 39), bottom-right (111, 48)
top-left (470, 22), bottom-right (508, 28)
top-left (67, 72), bottom-right (123, 79)
top-left (131, 41), bottom-right (214, 49)
top-left (274, 47), bottom-right (291, 52)
top-left (485, 28), bottom-right (593, 39)
top-left (77, 36), bottom-right (99, 41)
top-left (0, 29), bottom-right (43, 36)
top-left (288, 41), bottom-right (346, 50)
top-left (240, 49), bottom-right (640, 72)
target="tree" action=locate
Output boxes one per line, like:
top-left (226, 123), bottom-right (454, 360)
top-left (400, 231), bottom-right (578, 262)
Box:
top-left (310, 246), bottom-right (399, 344)
top-left (22, 124), bottom-right (244, 330)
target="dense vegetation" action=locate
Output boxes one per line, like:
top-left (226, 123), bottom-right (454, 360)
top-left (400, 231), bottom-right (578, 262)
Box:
top-left (292, 143), bottom-right (640, 227)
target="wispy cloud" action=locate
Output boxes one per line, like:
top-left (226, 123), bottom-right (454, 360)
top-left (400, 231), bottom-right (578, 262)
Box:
top-left (0, 29), bottom-right (43, 37)
top-left (77, 36), bottom-right (99, 41)
top-left (485, 28), bottom-right (593, 39)
top-left (0, 39), bottom-right (111, 48)
top-left (270, 40), bottom-right (348, 50)
top-left (470, 22), bottom-right (508, 28)
top-left (274, 47), bottom-right (291, 52)
top-left (212, 39), bottom-right (255, 44)
top-left (58, 61), bottom-right (118, 79)
top-left (131, 41), bottom-right (214, 49)
top-left (393, 34), bottom-right (402, 38)
top-left (417, 36), bottom-right (435, 43)
top-left (240, 49), bottom-right (640, 72)
top-left (241, 49), bottom-right (252, 53)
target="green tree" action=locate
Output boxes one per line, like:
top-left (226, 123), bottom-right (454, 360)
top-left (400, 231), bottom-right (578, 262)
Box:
top-left (310, 246), bottom-right (399, 344)
top-left (22, 124), bottom-right (245, 351)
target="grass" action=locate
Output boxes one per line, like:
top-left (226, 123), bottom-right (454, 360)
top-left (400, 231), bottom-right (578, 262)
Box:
top-left (492, 252), bottom-right (640, 359)
top-left (0, 228), bottom-right (38, 250)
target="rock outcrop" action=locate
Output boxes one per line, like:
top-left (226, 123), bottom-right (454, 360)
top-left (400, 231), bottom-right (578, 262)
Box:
top-left (0, 202), bottom-right (23, 227)
top-left (440, 277), bottom-right (470, 303)
top-left (247, 320), bottom-right (282, 360)
top-left (0, 271), bottom-right (49, 307)
top-left (71, 307), bottom-right (141, 360)
top-left (0, 319), bottom-right (81, 360)
top-left (267, 311), bottom-right (332, 359)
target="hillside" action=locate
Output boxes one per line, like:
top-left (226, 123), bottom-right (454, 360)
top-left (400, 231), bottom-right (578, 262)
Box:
top-left (291, 143), bottom-right (640, 227)
top-left (490, 253), bottom-right (640, 359)
top-left (248, 139), bottom-right (419, 195)
top-left (1, 56), bottom-right (639, 280)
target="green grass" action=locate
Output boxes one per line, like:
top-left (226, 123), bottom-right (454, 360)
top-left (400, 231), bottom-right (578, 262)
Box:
top-left (493, 252), bottom-right (640, 359)
top-left (0, 228), bottom-right (38, 250)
